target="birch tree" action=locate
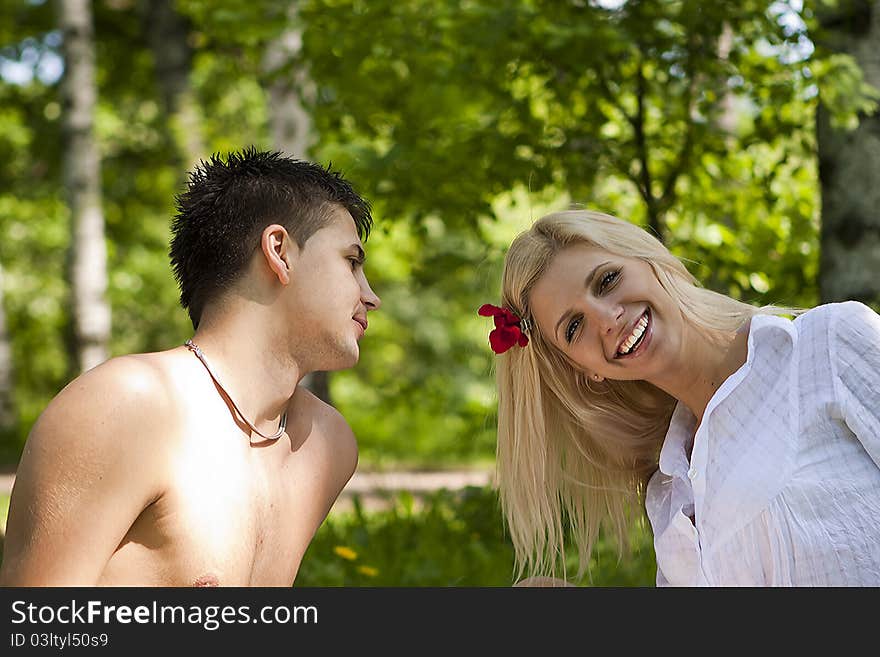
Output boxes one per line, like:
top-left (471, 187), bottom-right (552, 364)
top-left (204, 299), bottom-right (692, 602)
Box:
top-left (58, 0), bottom-right (111, 372)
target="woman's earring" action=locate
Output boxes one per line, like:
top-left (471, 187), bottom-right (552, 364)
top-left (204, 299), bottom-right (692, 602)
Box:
top-left (585, 372), bottom-right (606, 394)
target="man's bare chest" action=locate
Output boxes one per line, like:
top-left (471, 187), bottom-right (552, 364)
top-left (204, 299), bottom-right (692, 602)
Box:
top-left (105, 441), bottom-right (324, 586)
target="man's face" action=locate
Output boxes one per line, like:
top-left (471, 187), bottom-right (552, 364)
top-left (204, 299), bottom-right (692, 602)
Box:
top-left (285, 206), bottom-right (381, 372)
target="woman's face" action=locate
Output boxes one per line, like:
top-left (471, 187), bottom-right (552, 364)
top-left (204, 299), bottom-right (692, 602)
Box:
top-left (529, 243), bottom-right (684, 383)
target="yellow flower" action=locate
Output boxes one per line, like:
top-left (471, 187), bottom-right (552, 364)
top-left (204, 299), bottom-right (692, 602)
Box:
top-left (357, 565), bottom-right (379, 577)
top-left (333, 545), bottom-right (358, 561)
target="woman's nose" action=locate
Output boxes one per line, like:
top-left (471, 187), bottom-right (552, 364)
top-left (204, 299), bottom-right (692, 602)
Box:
top-left (590, 301), bottom-right (624, 335)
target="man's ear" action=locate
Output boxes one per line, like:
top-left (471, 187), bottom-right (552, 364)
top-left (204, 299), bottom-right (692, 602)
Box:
top-left (260, 224), bottom-right (296, 285)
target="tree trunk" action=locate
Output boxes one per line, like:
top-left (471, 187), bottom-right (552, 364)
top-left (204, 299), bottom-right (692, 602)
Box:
top-left (817, 0), bottom-right (880, 306)
top-left (0, 260), bottom-right (16, 438)
top-left (140, 0), bottom-right (205, 166)
top-left (263, 13), bottom-right (330, 403)
top-left (264, 24), bottom-right (313, 161)
top-left (58, 0), bottom-right (111, 373)
top-left (716, 23), bottom-right (738, 137)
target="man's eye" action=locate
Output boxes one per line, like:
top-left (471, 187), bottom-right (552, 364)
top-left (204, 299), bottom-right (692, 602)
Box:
top-left (599, 269), bottom-right (620, 292)
top-left (565, 317), bottom-right (581, 343)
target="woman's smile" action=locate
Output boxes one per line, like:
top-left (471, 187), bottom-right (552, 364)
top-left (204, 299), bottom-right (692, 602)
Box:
top-left (615, 308), bottom-right (653, 359)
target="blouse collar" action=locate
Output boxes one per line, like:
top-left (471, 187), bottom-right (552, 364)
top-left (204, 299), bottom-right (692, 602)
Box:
top-left (657, 312), bottom-right (797, 478)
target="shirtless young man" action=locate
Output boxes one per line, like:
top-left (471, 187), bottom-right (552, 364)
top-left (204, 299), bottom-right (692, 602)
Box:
top-left (0, 148), bottom-right (381, 586)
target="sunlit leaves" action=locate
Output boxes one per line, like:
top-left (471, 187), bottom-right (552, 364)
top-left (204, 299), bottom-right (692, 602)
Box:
top-left (811, 53), bottom-right (880, 130)
top-left (0, 0), bottom-right (871, 465)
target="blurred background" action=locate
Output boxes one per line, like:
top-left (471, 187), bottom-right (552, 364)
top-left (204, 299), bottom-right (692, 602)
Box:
top-left (0, 0), bottom-right (878, 585)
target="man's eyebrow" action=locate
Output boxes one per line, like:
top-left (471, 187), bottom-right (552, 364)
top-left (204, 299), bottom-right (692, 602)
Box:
top-left (350, 244), bottom-right (365, 262)
top-left (553, 261), bottom-right (609, 341)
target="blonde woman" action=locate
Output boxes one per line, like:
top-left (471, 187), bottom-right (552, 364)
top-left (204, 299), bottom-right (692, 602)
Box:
top-left (481, 209), bottom-right (880, 586)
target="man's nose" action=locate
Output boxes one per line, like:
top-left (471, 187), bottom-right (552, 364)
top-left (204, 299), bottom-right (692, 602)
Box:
top-left (363, 279), bottom-right (381, 311)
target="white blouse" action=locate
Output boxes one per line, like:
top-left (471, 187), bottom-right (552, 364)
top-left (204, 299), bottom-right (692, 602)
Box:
top-left (645, 301), bottom-right (880, 586)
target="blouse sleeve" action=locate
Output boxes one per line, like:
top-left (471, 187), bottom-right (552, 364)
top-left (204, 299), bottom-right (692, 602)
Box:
top-left (831, 301), bottom-right (880, 469)
top-left (655, 568), bottom-right (670, 587)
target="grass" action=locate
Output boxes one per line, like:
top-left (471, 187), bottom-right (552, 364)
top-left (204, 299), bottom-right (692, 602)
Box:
top-left (296, 486), bottom-right (657, 586)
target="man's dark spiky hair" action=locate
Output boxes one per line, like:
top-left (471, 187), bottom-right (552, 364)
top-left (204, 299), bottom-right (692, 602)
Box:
top-left (169, 146), bottom-right (372, 328)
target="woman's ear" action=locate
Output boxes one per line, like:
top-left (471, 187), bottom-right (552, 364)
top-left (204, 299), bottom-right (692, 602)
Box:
top-left (260, 224), bottom-right (295, 285)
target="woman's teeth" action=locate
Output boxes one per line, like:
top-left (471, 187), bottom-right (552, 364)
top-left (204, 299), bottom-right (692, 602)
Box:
top-left (618, 312), bottom-right (648, 356)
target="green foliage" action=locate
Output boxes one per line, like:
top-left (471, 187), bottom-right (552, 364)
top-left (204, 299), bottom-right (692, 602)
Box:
top-left (297, 486), bottom-right (656, 586)
top-left (811, 53), bottom-right (880, 131)
top-left (806, 0), bottom-right (880, 131)
top-left (0, 0), bottom-right (876, 468)
top-left (299, 0), bottom-right (823, 226)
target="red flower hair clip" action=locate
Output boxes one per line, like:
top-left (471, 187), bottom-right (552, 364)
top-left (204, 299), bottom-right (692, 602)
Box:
top-left (478, 303), bottom-right (530, 354)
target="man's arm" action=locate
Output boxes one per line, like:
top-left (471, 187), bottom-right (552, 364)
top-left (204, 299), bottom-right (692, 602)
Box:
top-left (0, 356), bottom-right (174, 585)
top-left (310, 393), bottom-right (359, 522)
top-left (289, 390), bottom-right (358, 559)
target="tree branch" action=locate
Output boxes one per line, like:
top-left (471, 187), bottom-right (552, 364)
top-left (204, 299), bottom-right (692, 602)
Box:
top-left (632, 54), bottom-right (662, 238)
top-left (658, 43), bottom-right (698, 216)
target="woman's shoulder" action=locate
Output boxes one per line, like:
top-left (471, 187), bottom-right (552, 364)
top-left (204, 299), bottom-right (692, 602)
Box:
top-left (782, 302), bottom-right (880, 379)
top-left (745, 301), bottom-right (876, 365)
top-left (793, 299), bottom-right (876, 319)
top-left (792, 300), bottom-right (879, 337)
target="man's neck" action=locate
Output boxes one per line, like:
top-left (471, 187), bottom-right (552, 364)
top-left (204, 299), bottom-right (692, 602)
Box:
top-left (187, 310), bottom-right (303, 430)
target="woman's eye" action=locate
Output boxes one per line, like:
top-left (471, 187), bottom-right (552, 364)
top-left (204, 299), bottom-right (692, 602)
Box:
top-left (565, 317), bottom-right (581, 343)
top-left (599, 269), bottom-right (620, 292)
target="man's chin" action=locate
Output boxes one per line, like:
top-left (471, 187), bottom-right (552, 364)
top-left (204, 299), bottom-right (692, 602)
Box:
top-left (324, 347), bottom-right (360, 371)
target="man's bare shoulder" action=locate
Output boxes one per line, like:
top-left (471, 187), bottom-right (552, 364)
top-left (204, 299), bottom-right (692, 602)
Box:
top-left (0, 350), bottom-right (190, 584)
top-left (293, 386), bottom-right (358, 491)
top-left (20, 348), bottom-right (199, 495)
top-left (35, 350), bottom-right (185, 445)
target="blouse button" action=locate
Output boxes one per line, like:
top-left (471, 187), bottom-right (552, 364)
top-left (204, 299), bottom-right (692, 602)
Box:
top-left (687, 466), bottom-right (697, 480)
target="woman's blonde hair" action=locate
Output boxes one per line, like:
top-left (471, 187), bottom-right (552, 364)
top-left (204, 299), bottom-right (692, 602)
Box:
top-left (495, 209), bottom-right (800, 581)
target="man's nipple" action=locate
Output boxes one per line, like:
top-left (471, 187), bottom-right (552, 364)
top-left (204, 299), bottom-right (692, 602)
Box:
top-left (192, 574), bottom-right (220, 587)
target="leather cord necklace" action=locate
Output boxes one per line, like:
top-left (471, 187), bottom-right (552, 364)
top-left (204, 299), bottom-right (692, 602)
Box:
top-left (185, 339), bottom-right (287, 440)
